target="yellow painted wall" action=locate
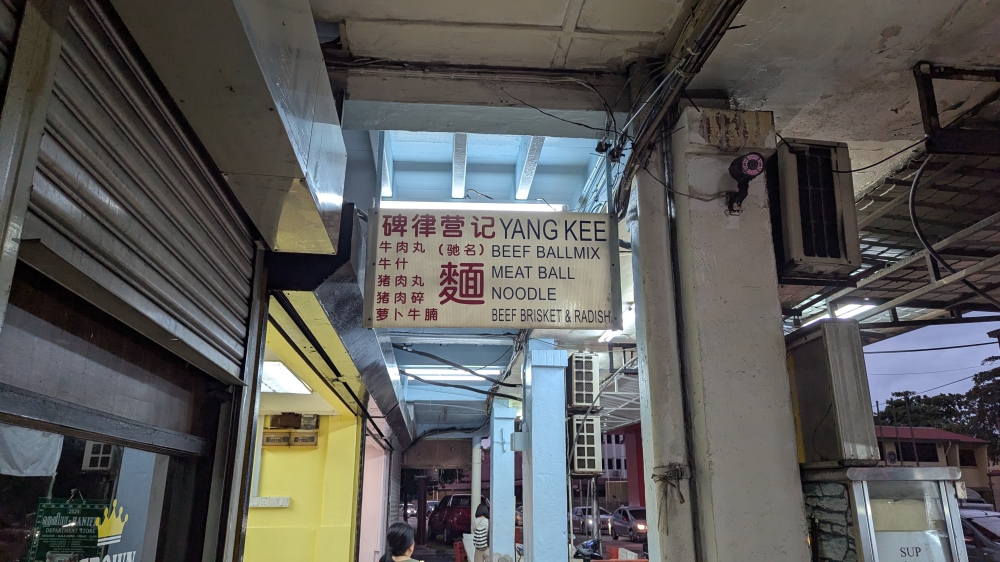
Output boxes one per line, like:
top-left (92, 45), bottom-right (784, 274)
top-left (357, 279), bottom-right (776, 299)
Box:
top-left (245, 414), bottom-right (362, 562)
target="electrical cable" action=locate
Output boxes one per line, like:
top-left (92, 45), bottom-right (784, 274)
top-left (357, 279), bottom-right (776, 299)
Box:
top-left (400, 370), bottom-right (521, 401)
top-left (611, 0), bottom-right (749, 219)
top-left (868, 364), bottom-right (995, 376)
top-left (392, 343), bottom-right (520, 387)
top-left (642, 165), bottom-right (731, 202)
top-left (909, 155), bottom-right (1000, 310)
top-left (917, 374), bottom-right (978, 394)
top-left (497, 87), bottom-right (613, 134)
top-left (403, 419), bottom-right (491, 454)
top-left (864, 342), bottom-right (998, 354)
top-left (830, 138), bottom-right (926, 173)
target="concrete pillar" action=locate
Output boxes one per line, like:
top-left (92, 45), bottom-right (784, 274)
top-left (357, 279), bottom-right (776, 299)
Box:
top-left (490, 400), bottom-right (518, 562)
top-left (471, 439), bottom-right (483, 533)
top-left (522, 341), bottom-right (568, 562)
top-left (627, 126), bottom-right (697, 561)
top-left (672, 107), bottom-right (808, 560)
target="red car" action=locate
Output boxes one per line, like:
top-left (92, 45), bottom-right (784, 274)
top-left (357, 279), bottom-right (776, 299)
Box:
top-left (428, 494), bottom-right (488, 543)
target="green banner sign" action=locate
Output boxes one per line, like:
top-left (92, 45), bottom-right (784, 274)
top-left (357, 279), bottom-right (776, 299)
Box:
top-left (28, 499), bottom-right (110, 562)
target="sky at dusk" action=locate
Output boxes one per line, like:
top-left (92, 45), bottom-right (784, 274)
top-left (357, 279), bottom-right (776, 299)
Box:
top-left (864, 314), bottom-right (1000, 409)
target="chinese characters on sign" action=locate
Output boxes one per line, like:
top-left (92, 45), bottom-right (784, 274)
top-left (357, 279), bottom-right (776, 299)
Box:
top-left (364, 210), bottom-right (620, 329)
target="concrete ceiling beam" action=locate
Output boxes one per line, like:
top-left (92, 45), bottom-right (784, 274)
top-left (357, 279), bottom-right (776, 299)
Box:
top-left (338, 67), bottom-right (628, 138)
top-left (369, 130), bottom-right (394, 197)
top-left (452, 133), bottom-right (468, 199)
top-left (514, 136), bottom-right (545, 200)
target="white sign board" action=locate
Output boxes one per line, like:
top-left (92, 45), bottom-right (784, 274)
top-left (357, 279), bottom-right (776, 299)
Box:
top-left (875, 531), bottom-right (950, 562)
top-left (363, 209), bottom-right (621, 329)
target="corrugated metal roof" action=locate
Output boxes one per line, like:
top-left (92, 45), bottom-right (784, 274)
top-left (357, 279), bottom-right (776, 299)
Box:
top-left (876, 426), bottom-right (988, 444)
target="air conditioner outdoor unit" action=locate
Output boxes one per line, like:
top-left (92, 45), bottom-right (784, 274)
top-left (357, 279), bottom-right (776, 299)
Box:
top-left (772, 138), bottom-right (862, 279)
top-left (569, 415), bottom-right (603, 476)
top-left (786, 320), bottom-right (878, 467)
top-left (567, 353), bottom-right (600, 411)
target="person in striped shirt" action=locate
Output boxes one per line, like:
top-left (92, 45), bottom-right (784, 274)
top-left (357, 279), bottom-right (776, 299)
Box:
top-left (472, 504), bottom-right (490, 561)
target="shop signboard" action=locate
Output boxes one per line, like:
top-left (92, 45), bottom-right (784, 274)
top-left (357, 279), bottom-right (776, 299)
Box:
top-left (363, 209), bottom-right (622, 329)
top-left (29, 498), bottom-right (136, 562)
top-left (28, 499), bottom-right (108, 561)
top-left (875, 531), bottom-right (950, 561)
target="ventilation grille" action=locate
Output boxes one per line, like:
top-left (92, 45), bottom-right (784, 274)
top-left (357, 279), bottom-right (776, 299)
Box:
top-left (774, 138), bottom-right (861, 277)
top-left (795, 147), bottom-right (842, 259)
top-left (570, 415), bottom-right (603, 475)
top-left (568, 353), bottom-right (600, 410)
top-left (796, 146), bottom-right (841, 258)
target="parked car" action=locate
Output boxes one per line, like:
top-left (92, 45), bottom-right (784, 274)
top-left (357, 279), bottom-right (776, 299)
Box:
top-left (515, 506), bottom-right (523, 527)
top-left (404, 503), bottom-right (417, 519)
top-left (962, 489), bottom-right (995, 510)
top-left (425, 500), bottom-right (439, 517)
top-left (610, 506), bottom-right (647, 542)
top-left (572, 506), bottom-right (612, 535)
top-left (428, 494), bottom-right (489, 543)
top-left (962, 508), bottom-right (1000, 562)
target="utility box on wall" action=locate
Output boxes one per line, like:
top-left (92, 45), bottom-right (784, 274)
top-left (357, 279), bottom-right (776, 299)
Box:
top-left (787, 320), bottom-right (879, 466)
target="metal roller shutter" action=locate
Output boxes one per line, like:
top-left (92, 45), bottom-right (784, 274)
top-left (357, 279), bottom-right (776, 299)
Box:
top-left (0, 0), bottom-right (23, 97)
top-left (23, 0), bottom-right (255, 382)
top-left (388, 447), bottom-right (402, 524)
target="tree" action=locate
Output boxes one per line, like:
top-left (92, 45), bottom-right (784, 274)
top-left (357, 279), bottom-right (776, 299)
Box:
top-left (965, 359), bottom-right (1000, 463)
top-left (872, 357), bottom-right (1000, 462)
top-left (875, 392), bottom-right (970, 435)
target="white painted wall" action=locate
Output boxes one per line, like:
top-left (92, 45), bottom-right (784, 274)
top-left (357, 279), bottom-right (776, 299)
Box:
top-left (358, 436), bottom-right (390, 562)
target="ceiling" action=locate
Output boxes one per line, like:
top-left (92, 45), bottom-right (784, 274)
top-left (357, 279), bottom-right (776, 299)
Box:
top-left (311, 0), bottom-right (693, 70)
top-left (691, 0), bottom-right (1000, 192)
top-left (317, 0), bottom-right (1000, 442)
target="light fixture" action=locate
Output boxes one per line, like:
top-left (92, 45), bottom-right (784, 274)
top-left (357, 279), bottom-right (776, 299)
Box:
top-left (802, 304), bottom-right (876, 327)
top-left (403, 367), bottom-right (502, 382)
top-left (380, 200), bottom-right (563, 212)
top-left (599, 304), bottom-right (636, 342)
top-left (261, 361), bottom-right (311, 394)
top-left (598, 330), bottom-right (622, 343)
top-left (405, 368), bottom-right (501, 376)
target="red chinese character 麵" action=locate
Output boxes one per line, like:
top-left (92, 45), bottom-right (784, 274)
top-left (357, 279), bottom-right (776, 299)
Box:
top-left (439, 262), bottom-right (485, 305)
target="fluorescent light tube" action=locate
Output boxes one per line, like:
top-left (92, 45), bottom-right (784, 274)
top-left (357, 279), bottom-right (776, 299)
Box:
top-left (262, 361), bottom-right (311, 394)
top-left (380, 201), bottom-right (563, 212)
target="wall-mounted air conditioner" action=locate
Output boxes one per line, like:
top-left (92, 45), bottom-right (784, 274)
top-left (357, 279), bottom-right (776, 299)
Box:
top-left (569, 414), bottom-right (603, 476)
top-left (772, 138), bottom-right (862, 279)
top-left (567, 353), bottom-right (600, 411)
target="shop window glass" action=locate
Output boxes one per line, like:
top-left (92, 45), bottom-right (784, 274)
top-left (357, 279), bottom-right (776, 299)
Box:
top-left (0, 422), bottom-right (170, 562)
top-left (868, 480), bottom-right (954, 562)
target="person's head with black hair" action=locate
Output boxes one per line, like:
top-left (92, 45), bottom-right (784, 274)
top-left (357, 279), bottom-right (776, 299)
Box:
top-left (381, 521), bottom-right (416, 562)
top-left (475, 503), bottom-right (489, 519)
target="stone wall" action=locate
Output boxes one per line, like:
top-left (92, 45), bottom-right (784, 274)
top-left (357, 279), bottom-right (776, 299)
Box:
top-left (803, 481), bottom-right (858, 562)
